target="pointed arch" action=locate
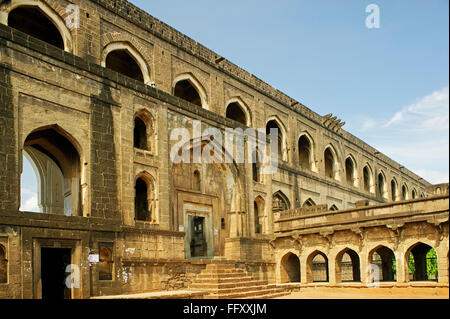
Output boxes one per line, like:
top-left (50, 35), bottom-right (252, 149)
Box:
top-left (298, 132), bottom-right (315, 172)
top-left (307, 250), bottom-right (329, 283)
top-left (401, 183), bottom-right (409, 200)
top-left (303, 198), bottom-right (316, 207)
top-left (272, 190), bottom-right (291, 213)
top-left (324, 144), bottom-right (339, 180)
top-left (363, 164), bottom-right (374, 194)
top-left (102, 42), bottom-right (151, 84)
top-left (225, 97), bottom-right (251, 126)
top-left (335, 248), bottom-right (361, 283)
top-left (377, 170), bottom-right (388, 200)
top-left (135, 172), bottom-right (158, 223)
top-left (193, 169), bottom-right (201, 191)
top-left (391, 178), bottom-right (398, 202)
top-left (254, 195), bottom-right (265, 234)
top-left (329, 204), bottom-right (339, 211)
top-left (368, 245), bottom-right (397, 282)
top-left (412, 188), bottom-right (418, 199)
top-left (404, 241), bottom-right (438, 282)
top-left (280, 252), bottom-right (301, 283)
top-left (22, 125), bottom-right (82, 216)
top-left (173, 73), bottom-right (208, 110)
top-left (266, 116), bottom-right (288, 162)
top-left (5, 0), bottom-right (74, 52)
top-left (133, 109), bottom-right (155, 153)
top-left (345, 155), bottom-right (357, 187)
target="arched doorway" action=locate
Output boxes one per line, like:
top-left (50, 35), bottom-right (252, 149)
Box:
top-left (369, 246), bottom-right (397, 282)
top-left (406, 243), bottom-right (438, 282)
top-left (307, 251), bottom-right (329, 283)
top-left (280, 253), bottom-right (301, 283)
top-left (298, 135), bottom-right (312, 171)
top-left (336, 248), bottom-right (361, 282)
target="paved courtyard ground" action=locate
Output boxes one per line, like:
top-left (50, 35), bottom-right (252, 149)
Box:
top-left (276, 286), bottom-right (449, 299)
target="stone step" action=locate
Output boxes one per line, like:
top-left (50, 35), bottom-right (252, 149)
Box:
top-left (189, 280), bottom-right (268, 290)
top-left (204, 264), bottom-right (237, 270)
top-left (190, 283), bottom-right (274, 295)
top-left (194, 274), bottom-right (255, 282)
top-left (205, 287), bottom-right (287, 299)
top-left (195, 271), bottom-right (247, 278)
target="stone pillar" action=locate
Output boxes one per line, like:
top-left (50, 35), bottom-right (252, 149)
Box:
top-left (437, 247), bottom-right (449, 284)
top-left (300, 256), bottom-right (308, 284)
top-left (328, 254), bottom-right (336, 284)
top-left (396, 251), bottom-right (406, 283)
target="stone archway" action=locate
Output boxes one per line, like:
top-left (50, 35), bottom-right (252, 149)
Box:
top-left (280, 252), bottom-right (301, 283)
top-left (171, 138), bottom-right (245, 258)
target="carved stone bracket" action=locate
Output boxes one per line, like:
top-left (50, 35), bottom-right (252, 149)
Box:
top-left (290, 233), bottom-right (303, 253)
top-left (386, 223), bottom-right (404, 250)
top-left (319, 230), bottom-right (334, 249)
top-left (350, 227), bottom-right (365, 252)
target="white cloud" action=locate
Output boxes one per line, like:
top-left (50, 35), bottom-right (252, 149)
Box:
top-left (350, 86), bottom-right (449, 185)
top-left (20, 189), bottom-right (40, 212)
top-left (384, 86), bottom-right (449, 131)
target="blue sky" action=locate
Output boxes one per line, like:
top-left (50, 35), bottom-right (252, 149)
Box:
top-left (20, 1), bottom-right (449, 211)
top-left (129, 0), bottom-right (449, 182)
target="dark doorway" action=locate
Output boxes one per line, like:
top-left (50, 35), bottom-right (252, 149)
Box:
top-left (190, 216), bottom-right (207, 257)
top-left (41, 248), bottom-right (72, 300)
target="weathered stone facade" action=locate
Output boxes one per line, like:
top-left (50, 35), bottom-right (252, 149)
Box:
top-left (0, 0), bottom-right (448, 299)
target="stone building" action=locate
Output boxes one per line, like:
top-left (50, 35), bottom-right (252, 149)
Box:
top-left (0, 0), bottom-right (448, 299)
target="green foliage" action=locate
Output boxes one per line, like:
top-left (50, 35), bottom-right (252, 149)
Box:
top-left (392, 248), bottom-right (438, 280)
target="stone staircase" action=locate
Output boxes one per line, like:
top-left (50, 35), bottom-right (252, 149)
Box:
top-left (188, 263), bottom-right (292, 299)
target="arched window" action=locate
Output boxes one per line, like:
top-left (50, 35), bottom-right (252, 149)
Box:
top-left (345, 157), bottom-right (356, 187)
top-left (336, 248), bottom-right (361, 283)
top-left (406, 243), bottom-right (438, 282)
top-left (280, 253), bottom-right (301, 283)
top-left (174, 79), bottom-right (202, 107)
top-left (324, 147), bottom-right (337, 179)
top-left (391, 179), bottom-right (398, 201)
top-left (193, 170), bottom-right (201, 191)
top-left (363, 166), bottom-right (372, 193)
top-left (8, 6), bottom-right (64, 49)
top-left (272, 191), bottom-right (290, 213)
top-left (98, 246), bottom-right (113, 281)
top-left (0, 244), bottom-right (7, 283)
top-left (105, 49), bottom-right (145, 82)
top-left (369, 246), bottom-right (396, 282)
top-left (22, 126), bottom-right (81, 216)
top-left (329, 204), bottom-right (339, 211)
top-left (298, 135), bottom-right (312, 171)
top-left (401, 184), bottom-right (408, 200)
top-left (412, 189), bottom-right (418, 199)
top-left (377, 172), bottom-right (387, 200)
top-left (253, 202), bottom-right (261, 234)
top-left (252, 150), bottom-right (261, 183)
top-left (303, 198), bottom-right (316, 207)
top-left (266, 119), bottom-right (285, 161)
top-left (226, 102), bottom-right (247, 126)
top-left (134, 117), bottom-right (148, 150)
top-left (135, 175), bottom-right (157, 222)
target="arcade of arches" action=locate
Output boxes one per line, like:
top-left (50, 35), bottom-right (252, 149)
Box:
top-left (0, 0), bottom-right (448, 300)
